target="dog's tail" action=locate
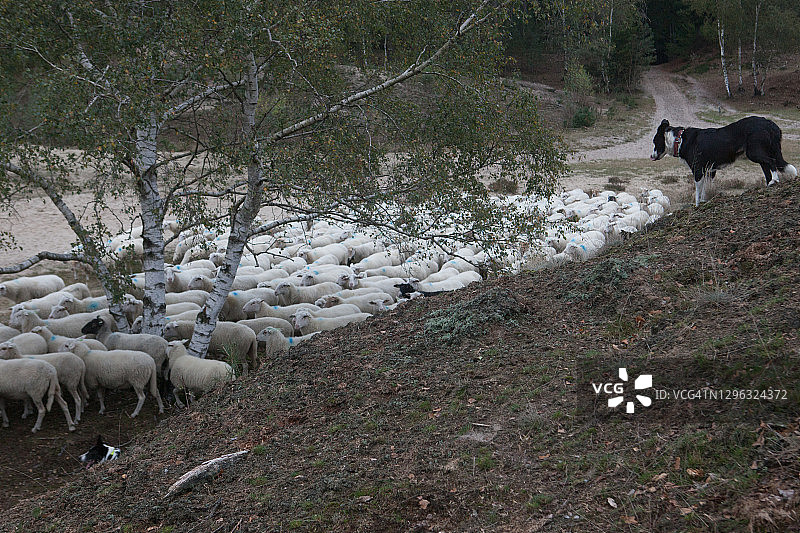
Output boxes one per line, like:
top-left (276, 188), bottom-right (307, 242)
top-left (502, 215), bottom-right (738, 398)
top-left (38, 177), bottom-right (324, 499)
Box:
top-left (779, 162), bottom-right (797, 178)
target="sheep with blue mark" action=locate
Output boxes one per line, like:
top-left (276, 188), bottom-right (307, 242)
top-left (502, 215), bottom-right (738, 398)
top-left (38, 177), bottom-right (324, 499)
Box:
top-left (165, 340), bottom-right (235, 408)
top-left (256, 327), bottom-right (320, 356)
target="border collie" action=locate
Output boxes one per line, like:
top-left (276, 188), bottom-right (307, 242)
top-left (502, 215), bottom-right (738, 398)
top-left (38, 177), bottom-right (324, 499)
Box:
top-left (79, 435), bottom-right (121, 467)
top-left (651, 116), bottom-right (797, 206)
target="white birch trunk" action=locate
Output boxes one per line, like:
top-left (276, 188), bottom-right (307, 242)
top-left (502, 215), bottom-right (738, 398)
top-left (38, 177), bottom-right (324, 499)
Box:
top-left (737, 37), bottom-right (743, 90)
top-left (718, 20), bottom-right (731, 98)
top-left (187, 53), bottom-right (264, 369)
top-left (752, 2), bottom-right (761, 96)
top-left (135, 118), bottom-right (167, 335)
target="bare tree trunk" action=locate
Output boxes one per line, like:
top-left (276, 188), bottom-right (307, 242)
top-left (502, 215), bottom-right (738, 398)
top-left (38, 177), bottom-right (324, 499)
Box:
top-left (737, 37), bottom-right (743, 91)
top-left (752, 2), bottom-right (761, 96)
top-left (187, 52), bottom-right (264, 367)
top-left (135, 118), bottom-right (167, 335)
top-left (718, 20), bottom-right (731, 97)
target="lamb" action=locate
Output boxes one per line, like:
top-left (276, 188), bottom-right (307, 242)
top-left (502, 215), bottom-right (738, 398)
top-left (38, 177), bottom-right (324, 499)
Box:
top-left (6, 332), bottom-right (48, 355)
top-left (0, 357), bottom-right (75, 432)
top-left (221, 287), bottom-right (277, 321)
top-left (349, 241), bottom-right (385, 263)
top-left (411, 278), bottom-right (464, 292)
top-left (165, 341), bottom-right (235, 408)
top-left (420, 266), bottom-right (460, 284)
top-left (292, 309), bottom-right (370, 335)
top-left (298, 243), bottom-right (349, 264)
top-left (0, 342), bottom-right (87, 423)
top-left (56, 294), bottom-right (108, 315)
top-left (238, 316), bottom-right (295, 338)
top-left (275, 256), bottom-right (307, 274)
top-left (165, 290), bottom-right (209, 307)
top-left (29, 325), bottom-right (107, 352)
top-left (11, 285), bottom-right (90, 317)
top-left (352, 249), bottom-right (404, 272)
top-left (256, 327), bottom-right (319, 356)
top-left (241, 298), bottom-right (320, 321)
top-left (0, 325), bottom-right (20, 344)
top-left (0, 275), bottom-right (65, 303)
top-left (291, 303), bottom-right (362, 320)
top-left (9, 309), bottom-right (115, 338)
top-left (314, 293), bottom-right (392, 314)
top-left (66, 340), bottom-right (164, 418)
top-left (166, 267), bottom-right (216, 293)
top-left (354, 277), bottom-right (405, 299)
top-left (274, 281), bottom-right (342, 306)
top-left (81, 317), bottom-right (169, 376)
top-left (171, 259), bottom-right (217, 272)
top-left (362, 259), bottom-right (438, 280)
top-left (162, 321), bottom-right (258, 375)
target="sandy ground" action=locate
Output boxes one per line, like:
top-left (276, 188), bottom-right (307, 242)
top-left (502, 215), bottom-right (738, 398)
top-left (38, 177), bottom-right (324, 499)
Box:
top-left (2, 65), bottom-right (797, 267)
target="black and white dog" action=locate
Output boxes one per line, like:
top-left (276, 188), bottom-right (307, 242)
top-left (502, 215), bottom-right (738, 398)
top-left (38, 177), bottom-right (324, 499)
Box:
top-left (651, 116), bottom-right (797, 206)
top-left (79, 435), bottom-right (121, 468)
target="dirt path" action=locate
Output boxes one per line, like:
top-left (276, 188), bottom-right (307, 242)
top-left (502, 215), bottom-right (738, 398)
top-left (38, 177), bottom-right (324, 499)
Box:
top-left (571, 66), bottom-right (723, 163)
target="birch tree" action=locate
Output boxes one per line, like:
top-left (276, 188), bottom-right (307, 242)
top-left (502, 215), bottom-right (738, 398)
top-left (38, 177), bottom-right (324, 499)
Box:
top-left (0, 1), bottom-right (565, 360)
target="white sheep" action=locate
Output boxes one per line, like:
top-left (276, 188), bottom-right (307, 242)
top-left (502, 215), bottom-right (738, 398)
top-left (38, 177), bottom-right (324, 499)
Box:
top-left (315, 293), bottom-right (393, 314)
top-left (238, 316), bottom-right (295, 338)
top-left (6, 332), bottom-right (47, 354)
top-left (162, 320), bottom-right (258, 375)
top-left (0, 342), bottom-right (87, 423)
top-left (165, 341), bottom-right (235, 408)
top-left (412, 278), bottom-right (464, 292)
top-left (275, 256), bottom-right (307, 274)
top-left (81, 317), bottom-right (169, 376)
top-left (292, 309), bottom-right (370, 335)
top-left (9, 309), bottom-right (115, 338)
top-left (66, 340), bottom-right (164, 418)
top-left (11, 285), bottom-right (89, 317)
top-left (165, 290), bottom-right (209, 307)
top-left (0, 275), bottom-right (65, 303)
top-left (352, 249), bottom-right (404, 273)
top-left (0, 325), bottom-right (20, 343)
top-left (57, 294), bottom-right (108, 315)
top-left (0, 357), bottom-right (75, 432)
top-left (29, 325), bottom-right (107, 352)
top-left (241, 298), bottom-right (320, 321)
top-left (298, 243), bottom-right (349, 264)
top-left (166, 267), bottom-right (215, 293)
top-left (274, 281), bottom-right (342, 306)
top-left (222, 287), bottom-right (277, 321)
top-left (256, 327), bottom-right (319, 356)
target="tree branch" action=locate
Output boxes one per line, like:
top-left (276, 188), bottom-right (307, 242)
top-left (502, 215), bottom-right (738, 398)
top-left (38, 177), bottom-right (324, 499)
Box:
top-left (0, 251), bottom-right (87, 274)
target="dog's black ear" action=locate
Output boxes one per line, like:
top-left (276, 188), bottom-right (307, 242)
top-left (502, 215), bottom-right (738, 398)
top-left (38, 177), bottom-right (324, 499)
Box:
top-left (660, 119), bottom-right (669, 127)
top-left (96, 435), bottom-right (104, 446)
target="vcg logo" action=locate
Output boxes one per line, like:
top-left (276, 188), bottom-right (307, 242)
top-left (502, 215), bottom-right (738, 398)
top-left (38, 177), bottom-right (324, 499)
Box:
top-left (591, 368), bottom-right (653, 414)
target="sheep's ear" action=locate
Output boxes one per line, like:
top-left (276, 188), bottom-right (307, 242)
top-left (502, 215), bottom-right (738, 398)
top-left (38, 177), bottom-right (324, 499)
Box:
top-left (180, 339), bottom-right (189, 345)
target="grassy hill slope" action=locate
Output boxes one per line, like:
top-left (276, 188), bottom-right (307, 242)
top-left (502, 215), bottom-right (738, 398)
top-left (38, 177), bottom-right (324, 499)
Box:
top-left (3, 182), bottom-right (800, 532)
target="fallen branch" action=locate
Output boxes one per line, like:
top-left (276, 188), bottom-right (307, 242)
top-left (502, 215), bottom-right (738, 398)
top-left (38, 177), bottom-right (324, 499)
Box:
top-left (163, 450), bottom-right (249, 500)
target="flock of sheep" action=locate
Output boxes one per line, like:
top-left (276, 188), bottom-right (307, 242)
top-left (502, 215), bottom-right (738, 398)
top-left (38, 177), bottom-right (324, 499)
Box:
top-left (0, 186), bottom-right (671, 433)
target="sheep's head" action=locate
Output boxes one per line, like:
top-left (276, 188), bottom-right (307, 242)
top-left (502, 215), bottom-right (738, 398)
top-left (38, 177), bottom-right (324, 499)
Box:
top-left (0, 341), bottom-right (19, 359)
top-left (166, 339), bottom-right (189, 361)
top-left (81, 316), bottom-right (106, 335)
top-left (130, 316), bottom-right (143, 333)
top-left (58, 293), bottom-right (76, 307)
top-left (274, 283), bottom-right (292, 297)
top-left (300, 273), bottom-right (316, 287)
top-left (255, 327), bottom-right (281, 342)
top-left (187, 276), bottom-right (206, 290)
top-left (241, 298), bottom-right (264, 314)
top-left (0, 284), bottom-right (7, 297)
top-left (292, 309), bottom-right (313, 331)
top-left (369, 298), bottom-right (389, 313)
top-left (162, 322), bottom-right (180, 340)
top-left (315, 295), bottom-right (340, 308)
top-left (49, 305), bottom-right (70, 319)
top-left (337, 273), bottom-right (357, 289)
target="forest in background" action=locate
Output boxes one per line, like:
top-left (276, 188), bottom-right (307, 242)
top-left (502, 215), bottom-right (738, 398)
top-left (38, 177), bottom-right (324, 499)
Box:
top-left (505, 0), bottom-right (800, 99)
